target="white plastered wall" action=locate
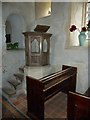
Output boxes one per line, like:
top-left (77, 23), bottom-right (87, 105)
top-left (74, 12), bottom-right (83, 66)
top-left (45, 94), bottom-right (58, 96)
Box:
top-left (34, 2), bottom-right (88, 94)
top-left (0, 2), bottom-right (2, 89)
top-left (0, 2), bottom-right (2, 119)
top-left (2, 2), bottom-right (35, 84)
top-left (1, 2), bottom-right (89, 94)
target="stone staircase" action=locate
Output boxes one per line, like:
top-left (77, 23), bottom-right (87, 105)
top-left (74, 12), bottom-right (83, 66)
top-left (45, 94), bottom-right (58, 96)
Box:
top-left (2, 66), bottom-right (24, 98)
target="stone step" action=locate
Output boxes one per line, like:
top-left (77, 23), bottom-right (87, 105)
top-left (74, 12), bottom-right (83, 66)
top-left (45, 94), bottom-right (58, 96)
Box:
top-left (2, 65), bottom-right (25, 98)
top-left (19, 67), bottom-right (24, 73)
top-left (14, 73), bottom-right (24, 82)
top-left (2, 83), bottom-right (16, 97)
top-left (8, 79), bottom-right (22, 89)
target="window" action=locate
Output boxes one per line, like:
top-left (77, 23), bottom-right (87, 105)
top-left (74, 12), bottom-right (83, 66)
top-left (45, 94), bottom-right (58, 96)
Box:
top-left (69, 2), bottom-right (87, 47)
top-left (86, 2), bottom-right (90, 40)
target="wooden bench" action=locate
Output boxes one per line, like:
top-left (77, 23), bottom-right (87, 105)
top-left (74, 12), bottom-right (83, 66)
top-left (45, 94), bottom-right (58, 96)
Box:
top-left (67, 91), bottom-right (90, 120)
top-left (84, 87), bottom-right (90, 97)
top-left (26, 65), bottom-right (77, 120)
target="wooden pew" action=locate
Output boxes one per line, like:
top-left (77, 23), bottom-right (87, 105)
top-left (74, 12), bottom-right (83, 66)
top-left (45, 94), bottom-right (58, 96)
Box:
top-left (67, 91), bottom-right (90, 120)
top-left (85, 87), bottom-right (90, 97)
top-left (26, 65), bottom-right (77, 120)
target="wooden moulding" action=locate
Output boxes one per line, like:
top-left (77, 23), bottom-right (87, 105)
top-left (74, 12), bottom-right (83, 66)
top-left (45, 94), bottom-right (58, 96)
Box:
top-left (34, 25), bottom-right (50, 32)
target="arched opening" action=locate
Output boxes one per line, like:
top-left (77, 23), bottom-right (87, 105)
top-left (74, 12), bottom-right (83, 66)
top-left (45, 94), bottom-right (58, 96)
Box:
top-left (5, 13), bottom-right (26, 49)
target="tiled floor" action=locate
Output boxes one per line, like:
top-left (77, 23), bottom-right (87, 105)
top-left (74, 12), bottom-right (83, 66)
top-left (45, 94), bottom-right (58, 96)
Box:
top-left (9, 94), bottom-right (27, 117)
top-left (45, 92), bottom-right (67, 118)
top-left (3, 92), bottom-right (67, 119)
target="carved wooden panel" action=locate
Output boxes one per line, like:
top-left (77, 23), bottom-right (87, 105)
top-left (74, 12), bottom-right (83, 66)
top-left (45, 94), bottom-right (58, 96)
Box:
top-left (23, 32), bottom-right (52, 66)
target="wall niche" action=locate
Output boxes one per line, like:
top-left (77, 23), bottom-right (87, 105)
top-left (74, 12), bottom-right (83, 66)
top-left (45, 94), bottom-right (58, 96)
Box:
top-left (5, 13), bottom-right (26, 50)
top-left (35, 1), bottom-right (51, 19)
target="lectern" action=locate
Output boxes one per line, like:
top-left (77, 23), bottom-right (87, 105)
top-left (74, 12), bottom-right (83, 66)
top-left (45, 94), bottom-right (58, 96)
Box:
top-left (23, 25), bottom-right (52, 66)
